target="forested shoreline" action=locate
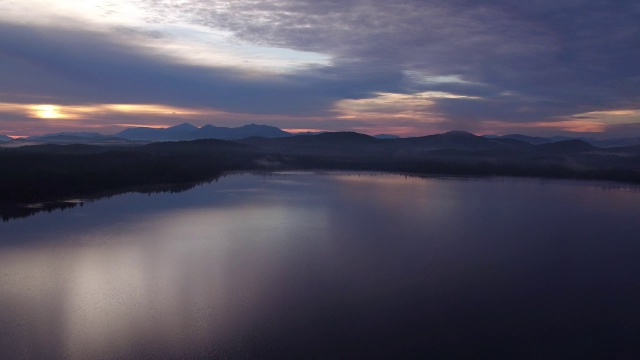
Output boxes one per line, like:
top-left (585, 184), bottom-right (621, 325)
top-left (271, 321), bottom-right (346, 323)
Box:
top-left (2, 133), bottom-right (640, 220)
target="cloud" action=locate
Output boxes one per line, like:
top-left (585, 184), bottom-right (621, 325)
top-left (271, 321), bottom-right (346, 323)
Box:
top-left (134, 0), bottom-right (640, 123)
top-left (0, 23), bottom-right (352, 116)
top-left (1, 0), bottom-right (640, 136)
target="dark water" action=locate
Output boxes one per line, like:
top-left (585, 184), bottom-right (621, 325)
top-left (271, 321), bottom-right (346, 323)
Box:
top-left (1, 173), bottom-right (640, 359)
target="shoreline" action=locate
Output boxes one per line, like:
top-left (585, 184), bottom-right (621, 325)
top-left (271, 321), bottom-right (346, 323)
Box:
top-left (3, 169), bottom-right (639, 222)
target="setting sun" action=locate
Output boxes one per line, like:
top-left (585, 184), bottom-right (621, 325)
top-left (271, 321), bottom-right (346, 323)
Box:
top-left (33, 104), bottom-right (63, 119)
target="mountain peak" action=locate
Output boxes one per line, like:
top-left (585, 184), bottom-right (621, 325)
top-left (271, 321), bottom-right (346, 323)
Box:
top-left (241, 123), bottom-right (270, 129)
top-left (442, 130), bottom-right (476, 137)
top-left (314, 131), bottom-right (377, 142)
top-left (168, 122), bottom-right (199, 132)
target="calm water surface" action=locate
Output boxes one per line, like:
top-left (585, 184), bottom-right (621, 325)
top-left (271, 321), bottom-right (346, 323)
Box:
top-left (1, 173), bottom-right (640, 359)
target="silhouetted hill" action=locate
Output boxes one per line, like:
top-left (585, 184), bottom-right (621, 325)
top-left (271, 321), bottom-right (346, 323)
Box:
top-left (20, 124), bottom-right (640, 149)
top-left (22, 134), bottom-right (133, 144)
top-left (497, 134), bottom-right (551, 145)
top-left (113, 127), bottom-right (163, 141)
top-left (241, 131), bottom-right (380, 146)
top-left (588, 137), bottom-right (640, 148)
top-left (114, 124), bottom-right (191, 141)
top-left (309, 131), bottom-right (379, 143)
top-left (3, 130), bottom-right (640, 218)
top-left (0, 139), bottom-right (264, 208)
top-left (142, 138), bottom-right (257, 154)
top-left (28, 132), bottom-right (107, 140)
top-left (0, 135), bottom-right (13, 142)
top-left (196, 123), bottom-right (290, 140)
top-left (11, 143), bottom-right (120, 154)
top-left (536, 139), bottom-right (598, 153)
top-left (389, 131), bottom-right (530, 152)
top-left (241, 130), bottom-right (606, 159)
top-left (403, 131), bottom-right (492, 150)
top-left (234, 124), bottom-right (291, 138)
top-left (374, 134), bottom-right (400, 139)
top-left (547, 136), bottom-right (576, 142)
top-left (115, 123), bottom-right (291, 141)
top-left (239, 132), bottom-right (384, 159)
top-left (168, 122), bottom-right (199, 132)
top-left (601, 145), bottom-right (640, 156)
top-left (488, 133), bottom-right (640, 148)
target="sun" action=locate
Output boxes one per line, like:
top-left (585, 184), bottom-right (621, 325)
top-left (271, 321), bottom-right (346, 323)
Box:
top-left (33, 104), bottom-right (64, 119)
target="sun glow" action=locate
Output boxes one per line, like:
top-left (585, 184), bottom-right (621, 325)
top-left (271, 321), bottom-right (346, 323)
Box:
top-left (34, 105), bottom-right (64, 119)
top-left (0, 102), bottom-right (225, 120)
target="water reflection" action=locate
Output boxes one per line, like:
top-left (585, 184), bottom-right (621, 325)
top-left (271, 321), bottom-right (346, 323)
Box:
top-left (0, 181), bottom-right (209, 222)
top-left (1, 173), bottom-right (640, 359)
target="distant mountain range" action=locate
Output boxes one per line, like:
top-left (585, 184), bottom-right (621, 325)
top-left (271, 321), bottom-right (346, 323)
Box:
top-left (114, 123), bottom-right (291, 141)
top-left (2, 123), bottom-right (640, 148)
top-left (237, 130), bottom-right (616, 157)
top-left (3, 128), bottom-right (640, 214)
top-left (17, 123), bottom-right (290, 143)
top-left (483, 134), bottom-right (640, 148)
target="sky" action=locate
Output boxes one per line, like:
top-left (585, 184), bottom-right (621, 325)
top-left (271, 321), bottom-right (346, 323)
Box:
top-left (0, 0), bottom-right (639, 138)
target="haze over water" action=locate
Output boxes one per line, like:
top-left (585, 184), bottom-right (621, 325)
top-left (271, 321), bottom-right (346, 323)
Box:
top-left (1, 173), bottom-right (639, 359)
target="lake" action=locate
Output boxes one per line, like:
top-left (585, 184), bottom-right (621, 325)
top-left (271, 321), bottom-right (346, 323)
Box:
top-left (1, 172), bottom-right (639, 359)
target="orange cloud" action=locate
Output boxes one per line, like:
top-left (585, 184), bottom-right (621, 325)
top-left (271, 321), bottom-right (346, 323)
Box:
top-left (0, 102), bottom-right (230, 121)
top-left (0, 101), bottom-right (344, 136)
top-left (569, 109), bottom-right (640, 125)
top-left (283, 128), bottom-right (327, 133)
top-left (334, 91), bottom-right (475, 120)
